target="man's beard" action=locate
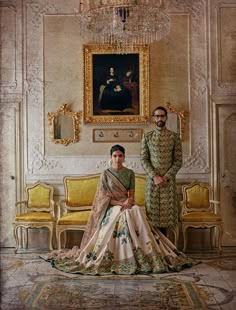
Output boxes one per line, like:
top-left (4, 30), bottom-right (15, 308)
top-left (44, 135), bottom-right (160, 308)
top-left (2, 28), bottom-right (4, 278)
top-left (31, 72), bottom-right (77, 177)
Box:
top-left (157, 121), bottom-right (166, 127)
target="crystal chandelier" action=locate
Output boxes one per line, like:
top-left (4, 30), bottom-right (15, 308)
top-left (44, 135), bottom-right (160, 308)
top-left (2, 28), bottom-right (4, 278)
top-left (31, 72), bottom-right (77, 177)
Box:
top-left (78, 0), bottom-right (171, 53)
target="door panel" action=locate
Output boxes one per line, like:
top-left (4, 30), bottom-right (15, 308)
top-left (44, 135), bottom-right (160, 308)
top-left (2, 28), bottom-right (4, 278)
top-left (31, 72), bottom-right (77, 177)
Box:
top-left (0, 102), bottom-right (20, 247)
top-left (218, 105), bottom-right (236, 246)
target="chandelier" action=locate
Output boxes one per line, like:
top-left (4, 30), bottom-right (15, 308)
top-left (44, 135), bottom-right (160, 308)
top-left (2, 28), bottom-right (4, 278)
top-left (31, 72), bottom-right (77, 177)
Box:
top-left (78, 0), bottom-right (171, 53)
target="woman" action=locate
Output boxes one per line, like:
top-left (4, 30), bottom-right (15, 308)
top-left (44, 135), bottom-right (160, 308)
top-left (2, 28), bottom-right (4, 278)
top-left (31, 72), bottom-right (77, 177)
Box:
top-left (44, 145), bottom-right (195, 275)
top-left (99, 67), bottom-right (132, 111)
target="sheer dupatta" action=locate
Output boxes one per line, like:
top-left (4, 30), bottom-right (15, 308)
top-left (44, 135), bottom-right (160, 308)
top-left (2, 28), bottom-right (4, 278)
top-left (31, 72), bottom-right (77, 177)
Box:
top-left (79, 169), bottom-right (129, 251)
top-left (43, 169), bottom-right (130, 261)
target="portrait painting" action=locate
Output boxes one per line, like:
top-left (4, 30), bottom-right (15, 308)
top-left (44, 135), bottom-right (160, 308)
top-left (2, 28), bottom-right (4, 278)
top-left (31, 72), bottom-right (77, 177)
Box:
top-left (83, 44), bottom-right (149, 124)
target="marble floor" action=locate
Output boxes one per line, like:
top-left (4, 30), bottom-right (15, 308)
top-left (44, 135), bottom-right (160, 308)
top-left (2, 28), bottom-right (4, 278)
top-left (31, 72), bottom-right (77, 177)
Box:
top-left (1, 247), bottom-right (236, 309)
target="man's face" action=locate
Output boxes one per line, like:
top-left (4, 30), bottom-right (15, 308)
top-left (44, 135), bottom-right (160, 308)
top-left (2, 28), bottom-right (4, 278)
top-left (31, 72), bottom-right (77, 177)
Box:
top-left (152, 109), bottom-right (167, 128)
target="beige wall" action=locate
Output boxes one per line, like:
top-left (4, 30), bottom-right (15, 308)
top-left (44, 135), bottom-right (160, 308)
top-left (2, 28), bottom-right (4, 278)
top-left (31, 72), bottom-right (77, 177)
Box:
top-left (21, 0), bottom-right (210, 180)
top-left (1, 0), bottom-right (236, 248)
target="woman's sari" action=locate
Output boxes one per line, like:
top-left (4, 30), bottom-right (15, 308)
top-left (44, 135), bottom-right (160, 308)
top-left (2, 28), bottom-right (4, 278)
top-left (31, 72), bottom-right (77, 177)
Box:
top-left (43, 169), bottom-right (196, 275)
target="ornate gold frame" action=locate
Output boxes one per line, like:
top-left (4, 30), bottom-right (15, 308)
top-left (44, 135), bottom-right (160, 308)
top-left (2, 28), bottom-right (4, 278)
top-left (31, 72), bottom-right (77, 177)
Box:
top-left (166, 102), bottom-right (186, 141)
top-left (83, 44), bottom-right (149, 124)
top-left (48, 104), bottom-right (82, 146)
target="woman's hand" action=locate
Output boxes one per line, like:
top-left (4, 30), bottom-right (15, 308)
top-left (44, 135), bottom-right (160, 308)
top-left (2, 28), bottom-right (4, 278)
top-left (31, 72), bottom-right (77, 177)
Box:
top-left (120, 198), bottom-right (134, 211)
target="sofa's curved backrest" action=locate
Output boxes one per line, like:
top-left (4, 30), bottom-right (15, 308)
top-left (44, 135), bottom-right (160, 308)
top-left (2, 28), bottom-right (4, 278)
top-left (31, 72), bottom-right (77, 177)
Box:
top-left (135, 174), bottom-right (146, 206)
top-left (64, 175), bottom-right (100, 207)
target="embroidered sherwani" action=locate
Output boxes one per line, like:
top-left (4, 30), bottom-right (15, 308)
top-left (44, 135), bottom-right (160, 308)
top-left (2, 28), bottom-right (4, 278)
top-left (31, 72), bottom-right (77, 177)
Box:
top-left (140, 128), bottom-right (182, 229)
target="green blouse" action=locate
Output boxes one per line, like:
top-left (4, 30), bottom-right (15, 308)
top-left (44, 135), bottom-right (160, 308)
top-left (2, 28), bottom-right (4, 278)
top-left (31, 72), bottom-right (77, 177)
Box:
top-left (108, 167), bottom-right (135, 191)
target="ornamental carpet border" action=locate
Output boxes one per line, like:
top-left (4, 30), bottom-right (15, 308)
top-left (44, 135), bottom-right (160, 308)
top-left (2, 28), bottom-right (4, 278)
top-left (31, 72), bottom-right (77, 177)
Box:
top-left (21, 278), bottom-right (207, 310)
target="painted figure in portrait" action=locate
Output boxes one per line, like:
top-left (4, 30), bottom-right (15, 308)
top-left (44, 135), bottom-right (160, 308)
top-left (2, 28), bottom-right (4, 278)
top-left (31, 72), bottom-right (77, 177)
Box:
top-left (93, 54), bottom-right (139, 115)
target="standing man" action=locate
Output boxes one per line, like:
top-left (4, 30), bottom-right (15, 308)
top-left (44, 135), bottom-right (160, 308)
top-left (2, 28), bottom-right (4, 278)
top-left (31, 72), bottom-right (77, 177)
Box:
top-left (140, 106), bottom-right (182, 236)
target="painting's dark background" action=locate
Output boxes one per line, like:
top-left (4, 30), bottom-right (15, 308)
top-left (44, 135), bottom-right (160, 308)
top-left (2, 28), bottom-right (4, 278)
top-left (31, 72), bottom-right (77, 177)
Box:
top-left (92, 53), bottom-right (139, 114)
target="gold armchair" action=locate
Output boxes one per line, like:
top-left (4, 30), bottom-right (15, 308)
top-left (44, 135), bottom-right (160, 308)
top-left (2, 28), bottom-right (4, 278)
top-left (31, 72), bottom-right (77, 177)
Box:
top-left (56, 175), bottom-right (100, 250)
top-left (13, 181), bottom-right (55, 252)
top-left (180, 180), bottom-right (223, 253)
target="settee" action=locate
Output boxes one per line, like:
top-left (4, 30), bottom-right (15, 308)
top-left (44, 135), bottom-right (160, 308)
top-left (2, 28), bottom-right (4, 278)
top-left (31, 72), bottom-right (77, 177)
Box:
top-left (56, 174), bottom-right (146, 249)
top-left (56, 173), bottom-right (178, 249)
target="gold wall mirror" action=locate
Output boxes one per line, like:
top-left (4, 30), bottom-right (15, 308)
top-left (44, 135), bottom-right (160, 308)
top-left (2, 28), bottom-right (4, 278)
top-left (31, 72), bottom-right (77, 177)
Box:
top-left (165, 102), bottom-right (186, 141)
top-left (48, 104), bottom-right (82, 146)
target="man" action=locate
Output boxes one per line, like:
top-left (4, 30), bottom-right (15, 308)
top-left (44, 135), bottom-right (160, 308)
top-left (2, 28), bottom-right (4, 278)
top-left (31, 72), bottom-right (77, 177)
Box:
top-left (140, 106), bottom-right (182, 235)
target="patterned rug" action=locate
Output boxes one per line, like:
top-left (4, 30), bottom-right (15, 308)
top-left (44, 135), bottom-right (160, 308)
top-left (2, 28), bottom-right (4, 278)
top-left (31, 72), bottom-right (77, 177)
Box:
top-left (188, 252), bottom-right (236, 271)
top-left (20, 277), bottom-right (207, 310)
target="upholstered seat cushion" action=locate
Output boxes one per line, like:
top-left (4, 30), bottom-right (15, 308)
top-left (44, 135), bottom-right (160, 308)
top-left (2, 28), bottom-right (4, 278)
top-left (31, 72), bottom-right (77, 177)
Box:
top-left (182, 212), bottom-right (222, 222)
top-left (57, 210), bottom-right (91, 225)
top-left (15, 212), bottom-right (53, 222)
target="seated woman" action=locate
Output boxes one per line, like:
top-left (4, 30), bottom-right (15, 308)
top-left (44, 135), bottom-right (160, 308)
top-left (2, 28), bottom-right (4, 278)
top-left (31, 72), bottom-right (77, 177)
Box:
top-left (99, 67), bottom-right (132, 111)
top-left (43, 145), bottom-right (196, 275)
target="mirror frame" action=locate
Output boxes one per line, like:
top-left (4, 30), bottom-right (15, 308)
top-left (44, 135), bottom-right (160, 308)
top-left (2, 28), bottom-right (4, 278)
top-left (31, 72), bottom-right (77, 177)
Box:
top-left (165, 102), bottom-right (186, 141)
top-left (48, 104), bottom-right (82, 146)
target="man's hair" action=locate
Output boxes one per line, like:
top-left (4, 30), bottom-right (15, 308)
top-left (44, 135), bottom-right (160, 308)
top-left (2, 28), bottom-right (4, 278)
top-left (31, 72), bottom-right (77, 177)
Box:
top-left (152, 106), bottom-right (168, 116)
top-left (110, 144), bottom-right (125, 156)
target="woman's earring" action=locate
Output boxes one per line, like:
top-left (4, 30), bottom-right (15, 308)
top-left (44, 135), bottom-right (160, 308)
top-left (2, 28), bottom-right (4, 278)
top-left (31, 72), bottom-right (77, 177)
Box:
top-left (109, 159), bottom-right (112, 167)
top-left (123, 159), bottom-right (127, 167)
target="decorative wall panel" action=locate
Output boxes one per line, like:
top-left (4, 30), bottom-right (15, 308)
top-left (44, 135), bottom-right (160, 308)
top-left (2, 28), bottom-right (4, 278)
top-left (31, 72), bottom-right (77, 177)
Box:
top-left (23, 0), bottom-right (210, 183)
top-left (211, 1), bottom-right (236, 94)
top-left (0, 0), bottom-right (22, 94)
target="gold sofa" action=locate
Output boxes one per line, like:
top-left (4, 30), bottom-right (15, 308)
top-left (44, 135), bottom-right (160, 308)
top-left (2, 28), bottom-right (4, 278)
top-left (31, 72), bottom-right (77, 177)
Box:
top-left (56, 173), bottom-right (179, 249)
top-left (56, 174), bottom-right (147, 250)
top-left (56, 175), bottom-right (100, 250)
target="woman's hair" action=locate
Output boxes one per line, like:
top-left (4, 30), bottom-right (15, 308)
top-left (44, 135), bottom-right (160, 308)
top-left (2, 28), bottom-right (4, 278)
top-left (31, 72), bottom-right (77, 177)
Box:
top-left (110, 144), bottom-right (125, 156)
top-left (152, 106), bottom-right (168, 116)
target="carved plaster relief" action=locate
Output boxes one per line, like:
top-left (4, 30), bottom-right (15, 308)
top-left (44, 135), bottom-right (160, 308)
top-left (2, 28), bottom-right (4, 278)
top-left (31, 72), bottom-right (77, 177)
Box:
top-left (26, 0), bottom-right (58, 28)
top-left (217, 4), bottom-right (236, 87)
top-left (183, 140), bottom-right (208, 172)
top-left (95, 159), bottom-right (142, 170)
top-left (0, 1), bottom-right (18, 92)
top-left (168, 0), bottom-right (205, 32)
top-left (28, 140), bottom-right (62, 175)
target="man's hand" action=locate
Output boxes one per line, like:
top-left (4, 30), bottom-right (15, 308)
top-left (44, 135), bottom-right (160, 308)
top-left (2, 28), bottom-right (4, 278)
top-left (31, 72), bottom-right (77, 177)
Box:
top-left (153, 175), bottom-right (168, 187)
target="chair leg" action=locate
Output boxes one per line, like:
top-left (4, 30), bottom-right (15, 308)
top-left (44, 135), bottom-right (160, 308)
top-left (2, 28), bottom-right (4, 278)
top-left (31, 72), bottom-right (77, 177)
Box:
top-left (210, 227), bottom-right (214, 249)
top-left (174, 225), bottom-right (179, 247)
top-left (182, 225), bottom-right (188, 252)
top-left (48, 227), bottom-right (53, 251)
top-left (218, 225), bottom-right (223, 254)
top-left (56, 228), bottom-right (62, 251)
top-left (25, 228), bottom-right (28, 249)
top-left (13, 226), bottom-right (19, 253)
top-left (63, 231), bottom-right (67, 248)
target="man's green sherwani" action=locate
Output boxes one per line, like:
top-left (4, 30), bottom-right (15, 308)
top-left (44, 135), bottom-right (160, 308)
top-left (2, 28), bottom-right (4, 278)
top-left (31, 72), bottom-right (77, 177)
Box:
top-left (140, 128), bottom-right (182, 229)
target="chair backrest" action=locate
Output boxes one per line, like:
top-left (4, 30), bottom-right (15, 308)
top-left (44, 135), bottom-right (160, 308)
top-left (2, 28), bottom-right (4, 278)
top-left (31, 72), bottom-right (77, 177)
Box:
top-left (27, 182), bottom-right (54, 210)
top-left (135, 174), bottom-right (146, 206)
top-left (182, 180), bottom-right (213, 212)
top-left (64, 175), bottom-right (100, 208)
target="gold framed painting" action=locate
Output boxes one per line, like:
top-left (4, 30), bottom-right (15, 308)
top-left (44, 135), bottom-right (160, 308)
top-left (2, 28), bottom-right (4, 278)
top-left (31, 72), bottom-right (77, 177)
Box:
top-left (83, 44), bottom-right (149, 124)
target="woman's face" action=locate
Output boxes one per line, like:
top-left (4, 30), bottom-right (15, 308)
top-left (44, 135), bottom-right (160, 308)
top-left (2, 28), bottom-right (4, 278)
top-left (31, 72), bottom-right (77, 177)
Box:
top-left (110, 67), bottom-right (115, 75)
top-left (111, 150), bottom-right (125, 169)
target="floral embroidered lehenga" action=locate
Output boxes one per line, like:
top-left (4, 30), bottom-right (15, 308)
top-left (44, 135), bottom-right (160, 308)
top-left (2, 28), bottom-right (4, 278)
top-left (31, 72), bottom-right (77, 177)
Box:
top-left (43, 168), bottom-right (195, 275)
